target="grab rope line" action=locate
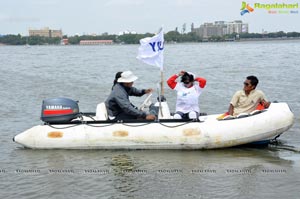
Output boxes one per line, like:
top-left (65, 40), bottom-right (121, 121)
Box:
top-left (158, 120), bottom-right (195, 128)
top-left (47, 119), bottom-right (197, 129)
top-left (47, 123), bottom-right (81, 129)
top-left (80, 113), bottom-right (96, 121)
top-left (86, 123), bottom-right (115, 128)
top-left (121, 123), bottom-right (152, 127)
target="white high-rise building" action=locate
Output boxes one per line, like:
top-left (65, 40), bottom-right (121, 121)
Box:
top-left (193, 20), bottom-right (249, 38)
top-left (227, 20), bottom-right (249, 34)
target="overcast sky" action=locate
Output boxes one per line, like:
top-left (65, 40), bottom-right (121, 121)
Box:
top-left (1, 0), bottom-right (299, 35)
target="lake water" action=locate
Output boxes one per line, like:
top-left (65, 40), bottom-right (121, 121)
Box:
top-left (0, 41), bottom-right (300, 198)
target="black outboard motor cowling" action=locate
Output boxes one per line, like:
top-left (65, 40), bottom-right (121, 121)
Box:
top-left (41, 97), bottom-right (80, 123)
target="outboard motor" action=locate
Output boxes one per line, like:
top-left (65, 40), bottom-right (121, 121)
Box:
top-left (41, 97), bottom-right (80, 123)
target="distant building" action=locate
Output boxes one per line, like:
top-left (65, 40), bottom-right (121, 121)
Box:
top-left (191, 23), bottom-right (194, 32)
top-left (195, 21), bottom-right (227, 38)
top-left (61, 38), bottom-right (69, 45)
top-left (29, 27), bottom-right (63, 38)
top-left (118, 31), bottom-right (137, 35)
top-left (79, 40), bottom-right (113, 45)
top-left (226, 20), bottom-right (248, 35)
top-left (193, 20), bottom-right (248, 38)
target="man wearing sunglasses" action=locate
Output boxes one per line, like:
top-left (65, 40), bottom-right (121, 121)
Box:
top-left (228, 75), bottom-right (270, 116)
top-left (167, 70), bottom-right (206, 119)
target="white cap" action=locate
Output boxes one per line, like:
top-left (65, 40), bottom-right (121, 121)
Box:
top-left (117, 71), bottom-right (138, 83)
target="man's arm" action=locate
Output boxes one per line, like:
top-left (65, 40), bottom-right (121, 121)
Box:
top-left (228, 104), bottom-right (234, 116)
top-left (261, 99), bottom-right (271, 108)
top-left (115, 92), bottom-right (146, 118)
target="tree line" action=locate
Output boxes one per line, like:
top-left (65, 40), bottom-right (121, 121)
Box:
top-left (0, 34), bottom-right (61, 45)
top-left (1, 31), bottom-right (300, 45)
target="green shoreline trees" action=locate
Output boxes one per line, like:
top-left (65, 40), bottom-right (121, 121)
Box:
top-left (1, 31), bottom-right (300, 45)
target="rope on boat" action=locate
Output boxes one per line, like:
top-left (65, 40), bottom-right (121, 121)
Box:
top-left (79, 113), bottom-right (96, 121)
top-left (158, 120), bottom-right (195, 128)
top-left (120, 119), bottom-right (196, 128)
top-left (46, 119), bottom-right (196, 129)
top-left (47, 123), bottom-right (82, 129)
top-left (86, 123), bottom-right (115, 128)
top-left (120, 123), bottom-right (152, 127)
top-left (47, 122), bottom-right (115, 129)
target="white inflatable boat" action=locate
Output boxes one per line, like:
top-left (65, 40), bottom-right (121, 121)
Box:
top-left (13, 97), bottom-right (294, 149)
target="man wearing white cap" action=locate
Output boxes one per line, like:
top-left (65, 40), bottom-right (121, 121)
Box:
top-left (105, 71), bottom-right (156, 120)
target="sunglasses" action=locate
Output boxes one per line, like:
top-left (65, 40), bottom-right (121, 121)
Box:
top-left (244, 82), bottom-right (250, 86)
top-left (184, 82), bottom-right (191, 85)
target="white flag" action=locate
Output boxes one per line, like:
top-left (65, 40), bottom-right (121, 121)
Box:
top-left (136, 28), bottom-right (164, 71)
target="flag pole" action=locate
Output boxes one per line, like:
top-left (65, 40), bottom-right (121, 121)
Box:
top-left (160, 70), bottom-right (164, 95)
top-left (158, 69), bottom-right (164, 118)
